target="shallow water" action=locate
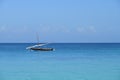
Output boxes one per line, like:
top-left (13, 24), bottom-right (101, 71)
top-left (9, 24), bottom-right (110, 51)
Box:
top-left (0, 43), bottom-right (120, 80)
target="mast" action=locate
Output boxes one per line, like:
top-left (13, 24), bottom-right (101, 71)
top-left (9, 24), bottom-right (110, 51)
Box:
top-left (36, 32), bottom-right (40, 44)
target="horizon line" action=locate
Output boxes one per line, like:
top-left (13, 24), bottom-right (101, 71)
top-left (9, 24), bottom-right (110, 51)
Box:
top-left (0, 42), bottom-right (120, 44)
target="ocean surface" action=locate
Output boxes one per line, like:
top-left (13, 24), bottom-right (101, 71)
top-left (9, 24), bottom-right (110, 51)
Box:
top-left (0, 43), bottom-right (120, 80)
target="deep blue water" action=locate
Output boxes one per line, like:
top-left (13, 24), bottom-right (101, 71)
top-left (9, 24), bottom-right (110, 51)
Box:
top-left (0, 43), bottom-right (120, 80)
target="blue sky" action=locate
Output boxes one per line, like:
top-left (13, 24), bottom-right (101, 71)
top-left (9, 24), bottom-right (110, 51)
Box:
top-left (0, 0), bottom-right (120, 43)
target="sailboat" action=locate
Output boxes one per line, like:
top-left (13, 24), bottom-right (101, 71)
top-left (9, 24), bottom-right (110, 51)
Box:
top-left (26, 33), bottom-right (54, 51)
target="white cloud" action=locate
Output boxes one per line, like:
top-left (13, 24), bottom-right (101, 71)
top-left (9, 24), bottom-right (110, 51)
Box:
top-left (76, 26), bottom-right (97, 33)
top-left (23, 25), bottom-right (28, 31)
top-left (77, 27), bottom-right (85, 33)
top-left (88, 26), bottom-right (96, 32)
top-left (0, 25), bottom-right (6, 32)
top-left (38, 25), bottom-right (71, 34)
top-left (64, 29), bottom-right (70, 33)
top-left (40, 26), bottom-right (51, 32)
top-left (39, 25), bottom-right (96, 34)
top-left (60, 26), bottom-right (71, 33)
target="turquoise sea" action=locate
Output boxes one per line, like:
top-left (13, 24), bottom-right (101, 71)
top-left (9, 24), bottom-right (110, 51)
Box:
top-left (0, 43), bottom-right (120, 80)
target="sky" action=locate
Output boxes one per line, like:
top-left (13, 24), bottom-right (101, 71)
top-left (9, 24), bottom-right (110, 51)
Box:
top-left (0, 0), bottom-right (120, 43)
